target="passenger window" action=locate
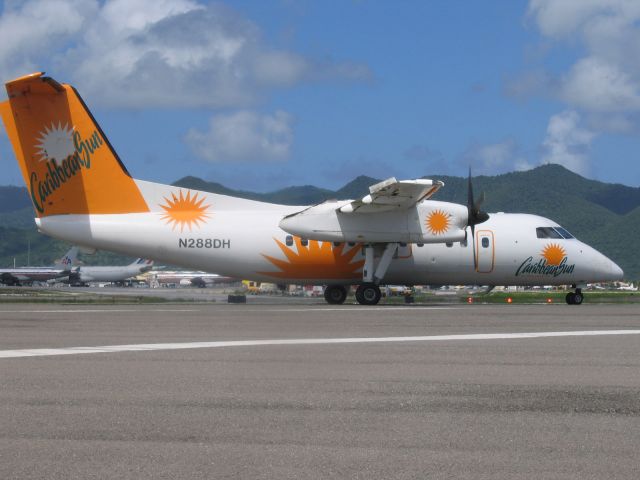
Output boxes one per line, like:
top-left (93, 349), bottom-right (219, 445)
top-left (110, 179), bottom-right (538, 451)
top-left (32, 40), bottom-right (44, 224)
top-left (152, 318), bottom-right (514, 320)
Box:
top-left (555, 227), bottom-right (575, 239)
top-left (285, 235), bottom-right (293, 246)
top-left (536, 227), bottom-right (563, 239)
top-left (300, 238), bottom-right (308, 247)
top-left (481, 237), bottom-right (489, 248)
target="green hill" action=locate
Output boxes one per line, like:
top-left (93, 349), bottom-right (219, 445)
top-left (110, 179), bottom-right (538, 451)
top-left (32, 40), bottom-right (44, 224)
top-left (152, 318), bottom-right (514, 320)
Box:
top-left (173, 176), bottom-right (335, 205)
top-left (1, 164), bottom-right (638, 279)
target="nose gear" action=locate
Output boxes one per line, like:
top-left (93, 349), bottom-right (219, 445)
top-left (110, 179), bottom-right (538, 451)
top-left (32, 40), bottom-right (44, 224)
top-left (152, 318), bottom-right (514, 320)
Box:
top-left (565, 287), bottom-right (583, 305)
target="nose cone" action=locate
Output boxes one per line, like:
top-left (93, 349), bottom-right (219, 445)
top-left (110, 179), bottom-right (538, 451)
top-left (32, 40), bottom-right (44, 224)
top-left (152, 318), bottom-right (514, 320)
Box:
top-left (579, 243), bottom-right (624, 282)
top-left (609, 259), bottom-right (624, 281)
top-left (595, 251), bottom-right (624, 281)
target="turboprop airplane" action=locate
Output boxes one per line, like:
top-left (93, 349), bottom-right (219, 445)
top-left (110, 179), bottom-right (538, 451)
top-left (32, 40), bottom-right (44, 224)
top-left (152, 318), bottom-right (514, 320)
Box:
top-left (0, 73), bottom-right (624, 305)
top-left (0, 246), bottom-right (78, 286)
top-left (68, 258), bottom-right (153, 286)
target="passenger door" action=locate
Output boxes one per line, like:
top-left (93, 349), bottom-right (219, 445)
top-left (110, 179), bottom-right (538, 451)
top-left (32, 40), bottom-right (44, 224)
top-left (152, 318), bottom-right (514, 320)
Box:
top-left (476, 230), bottom-right (495, 273)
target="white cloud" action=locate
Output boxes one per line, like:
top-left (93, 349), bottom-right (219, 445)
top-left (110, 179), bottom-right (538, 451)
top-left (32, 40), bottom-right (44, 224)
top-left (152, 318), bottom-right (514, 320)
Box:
top-left (561, 57), bottom-right (640, 113)
top-left (461, 139), bottom-right (529, 175)
top-left (185, 110), bottom-right (294, 162)
top-left (523, 1), bottom-right (640, 173)
top-left (541, 110), bottom-right (595, 175)
top-left (504, 70), bottom-right (556, 99)
top-left (514, 158), bottom-right (534, 172)
top-left (526, 0), bottom-right (640, 118)
top-left (0, 0), bottom-right (98, 79)
top-left (0, 0), bottom-right (371, 108)
top-left (527, 0), bottom-right (625, 38)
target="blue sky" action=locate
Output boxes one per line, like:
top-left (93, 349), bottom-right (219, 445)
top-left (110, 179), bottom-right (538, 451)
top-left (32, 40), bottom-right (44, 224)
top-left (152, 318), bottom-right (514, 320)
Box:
top-left (1, 0), bottom-right (639, 191)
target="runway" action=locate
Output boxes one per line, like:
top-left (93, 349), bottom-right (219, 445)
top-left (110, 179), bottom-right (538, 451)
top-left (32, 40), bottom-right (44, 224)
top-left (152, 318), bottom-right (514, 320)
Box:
top-left (1, 304), bottom-right (639, 479)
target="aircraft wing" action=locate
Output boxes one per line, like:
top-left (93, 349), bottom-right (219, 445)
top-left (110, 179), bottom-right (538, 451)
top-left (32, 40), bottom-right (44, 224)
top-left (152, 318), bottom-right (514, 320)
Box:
top-left (279, 176), bottom-right (465, 244)
top-left (338, 177), bottom-right (443, 213)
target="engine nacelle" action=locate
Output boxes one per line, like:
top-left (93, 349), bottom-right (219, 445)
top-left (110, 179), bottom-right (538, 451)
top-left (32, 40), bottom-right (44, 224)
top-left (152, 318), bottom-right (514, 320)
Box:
top-left (279, 200), bottom-right (470, 244)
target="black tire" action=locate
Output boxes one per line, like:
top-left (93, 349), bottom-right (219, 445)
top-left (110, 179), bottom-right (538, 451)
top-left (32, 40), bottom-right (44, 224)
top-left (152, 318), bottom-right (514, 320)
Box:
top-left (324, 285), bottom-right (347, 305)
top-left (355, 283), bottom-right (381, 305)
top-left (573, 292), bottom-right (584, 305)
top-left (565, 292), bottom-right (575, 305)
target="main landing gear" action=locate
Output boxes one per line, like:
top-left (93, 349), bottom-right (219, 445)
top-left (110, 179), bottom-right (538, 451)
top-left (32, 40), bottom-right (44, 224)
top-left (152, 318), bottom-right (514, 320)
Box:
top-left (355, 283), bottom-right (382, 305)
top-left (565, 288), bottom-right (584, 305)
top-left (324, 285), bottom-right (348, 305)
top-left (322, 243), bottom-right (396, 306)
top-left (354, 243), bottom-right (398, 305)
top-left (323, 283), bottom-right (382, 305)
top-left (323, 243), bottom-right (398, 306)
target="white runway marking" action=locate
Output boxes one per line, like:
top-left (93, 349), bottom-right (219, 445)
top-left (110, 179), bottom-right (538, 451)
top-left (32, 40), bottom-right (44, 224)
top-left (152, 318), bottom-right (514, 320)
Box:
top-left (1, 330), bottom-right (640, 359)
top-left (0, 309), bottom-right (200, 314)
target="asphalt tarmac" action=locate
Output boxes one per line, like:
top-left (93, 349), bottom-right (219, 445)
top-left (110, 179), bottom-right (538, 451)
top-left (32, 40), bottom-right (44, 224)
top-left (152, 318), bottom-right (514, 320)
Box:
top-left (1, 303), bottom-right (639, 479)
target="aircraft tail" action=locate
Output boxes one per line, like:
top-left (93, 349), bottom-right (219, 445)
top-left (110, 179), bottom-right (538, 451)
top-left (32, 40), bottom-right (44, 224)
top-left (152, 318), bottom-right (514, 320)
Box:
top-left (54, 246), bottom-right (79, 271)
top-left (133, 258), bottom-right (154, 271)
top-left (0, 72), bottom-right (149, 217)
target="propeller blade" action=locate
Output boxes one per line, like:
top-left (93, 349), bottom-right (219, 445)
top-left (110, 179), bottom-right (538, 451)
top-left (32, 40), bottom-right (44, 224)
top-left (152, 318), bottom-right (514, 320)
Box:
top-left (467, 167), bottom-right (474, 211)
top-left (467, 167), bottom-right (489, 228)
top-left (471, 224), bottom-right (477, 270)
top-left (466, 167), bottom-right (487, 270)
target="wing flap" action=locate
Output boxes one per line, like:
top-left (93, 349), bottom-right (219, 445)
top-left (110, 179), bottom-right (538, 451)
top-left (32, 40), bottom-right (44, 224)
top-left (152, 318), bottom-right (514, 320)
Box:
top-left (339, 177), bottom-right (443, 213)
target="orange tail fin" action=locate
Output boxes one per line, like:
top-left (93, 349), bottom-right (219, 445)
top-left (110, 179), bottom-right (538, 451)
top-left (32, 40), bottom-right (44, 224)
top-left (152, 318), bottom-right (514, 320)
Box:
top-left (0, 72), bottom-right (149, 217)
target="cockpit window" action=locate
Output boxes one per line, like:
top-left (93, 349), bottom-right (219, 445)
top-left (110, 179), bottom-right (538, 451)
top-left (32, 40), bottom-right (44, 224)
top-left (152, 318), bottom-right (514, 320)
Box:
top-left (536, 227), bottom-right (563, 239)
top-left (554, 227), bottom-right (575, 239)
top-left (536, 226), bottom-right (576, 239)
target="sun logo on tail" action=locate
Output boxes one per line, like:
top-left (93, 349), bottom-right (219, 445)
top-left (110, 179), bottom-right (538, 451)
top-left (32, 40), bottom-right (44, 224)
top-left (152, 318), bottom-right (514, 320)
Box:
top-left (35, 122), bottom-right (75, 162)
top-left (159, 190), bottom-right (211, 232)
top-left (426, 209), bottom-right (450, 235)
top-left (260, 238), bottom-right (364, 279)
top-left (541, 243), bottom-right (566, 266)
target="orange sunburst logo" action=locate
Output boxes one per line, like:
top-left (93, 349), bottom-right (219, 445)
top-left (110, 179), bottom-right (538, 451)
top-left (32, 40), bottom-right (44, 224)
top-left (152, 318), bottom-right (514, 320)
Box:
top-left (426, 209), bottom-right (450, 235)
top-left (541, 243), bottom-right (566, 266)
top-left (259, 238), bottom-right (364, 279)
top-left (159, 190), bottom-right (211, 232)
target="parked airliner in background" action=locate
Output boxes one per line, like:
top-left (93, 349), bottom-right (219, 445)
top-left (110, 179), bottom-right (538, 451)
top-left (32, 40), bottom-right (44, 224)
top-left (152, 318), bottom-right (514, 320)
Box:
top-left (0, 73), bottom-right (624, 305)
top-left (149, 270), bottom-right (235, 288)
top-left (68, 258), bottom-right (153, 286)
top-left (0, 246), bottom-right (77, 286)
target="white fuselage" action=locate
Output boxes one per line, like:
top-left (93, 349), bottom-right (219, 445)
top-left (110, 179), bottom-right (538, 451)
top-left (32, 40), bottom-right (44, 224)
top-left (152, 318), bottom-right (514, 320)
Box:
top-left (150, 271), bottom-right (234, 286)
top-left (0, 267), bottom-right (68, 284)
top-left (34, 180), bottom-right (622, 287)
top-left (72, 264), bottom-right (151, 284)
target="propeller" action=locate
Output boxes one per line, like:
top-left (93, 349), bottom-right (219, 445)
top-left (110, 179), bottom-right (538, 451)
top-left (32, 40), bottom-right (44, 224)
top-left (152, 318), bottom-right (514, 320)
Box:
top-left (466, 168), bottom-right (489, 270)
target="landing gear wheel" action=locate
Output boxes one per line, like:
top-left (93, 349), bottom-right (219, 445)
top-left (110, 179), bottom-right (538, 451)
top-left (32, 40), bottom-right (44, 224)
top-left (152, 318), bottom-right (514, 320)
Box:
top-left (565, 291), bottom-right (584, 305)
top-left (355, 283), bottom-right (381, 305)
top-left (565, 293), bottom-right (575, 305)
top-left (573, 291), bottom-right (583, 305)
top-left (565, 288), bottom-right (584, 305)
top-left (324, 285), bottom-right (347, 305)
